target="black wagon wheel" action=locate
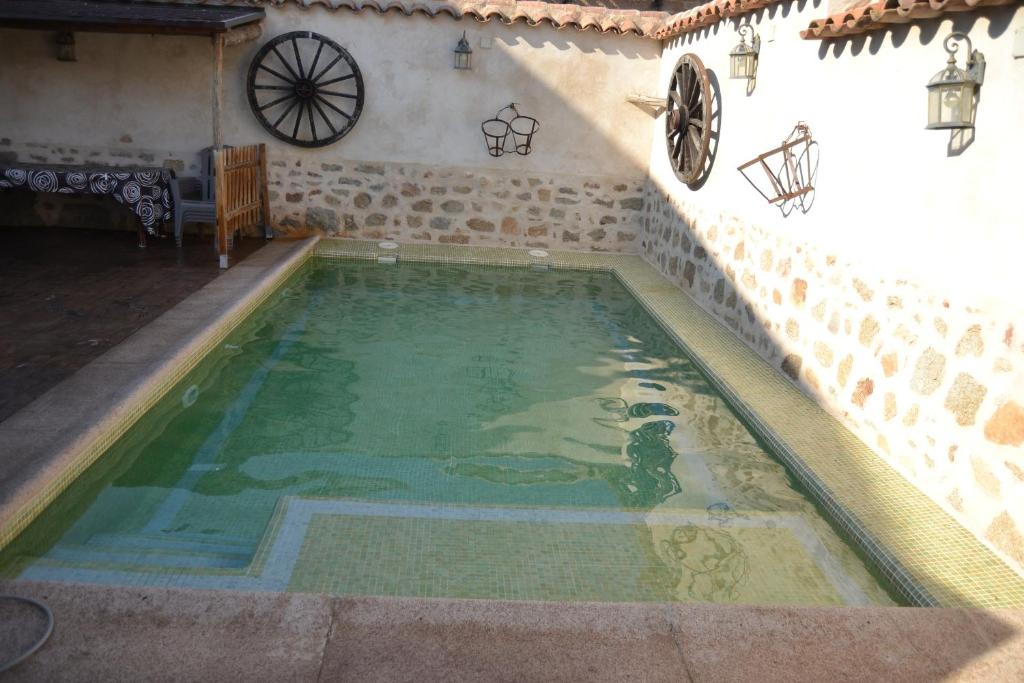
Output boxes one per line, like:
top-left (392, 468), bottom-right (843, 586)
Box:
top-left (665, 53), bottom-right (712, 186)
top-left (247, 31), bottom-right (364, 148)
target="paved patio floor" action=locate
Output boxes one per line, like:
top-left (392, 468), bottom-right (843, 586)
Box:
top-left (0, 226), bottom-right (263, 423)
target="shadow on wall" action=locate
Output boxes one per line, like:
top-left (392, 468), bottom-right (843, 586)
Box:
top-left (494, 30), bottom-right (651, 59)
top-left (815, 11), bottom-right (1014, 158)
top-left (642, 166), bottom-right (1023, 615)
top-left (735, 125), bottom-right (819, 217)
top-left (642, 11), bottom-right (1022, 610)
top-left (446, 29), bottom-right (657, 177)
top-left (816, 8), bottom-right (1016, 59)
top-left (673, 0), bottom-right (824, 49)
top-left (0, 17), bottom-right (661, 248)
top-left (684, 68), bottom-right (723, 192)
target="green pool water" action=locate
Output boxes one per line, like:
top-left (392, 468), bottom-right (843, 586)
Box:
top-left (0, 259), bottom-right (899, 605)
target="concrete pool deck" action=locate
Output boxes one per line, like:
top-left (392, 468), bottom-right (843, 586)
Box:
top-left (1, 581), bottom-right (1023, 681)
top-left (0, 227), bottom-right (265, 423)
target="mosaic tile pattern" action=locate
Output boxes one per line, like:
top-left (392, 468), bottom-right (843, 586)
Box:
top-left (314, 239), bottom-right (1024, 607)
top-left (290, 511), bottom-right (850, 605)
top-left (610, 258), bottom-right (1024, 608)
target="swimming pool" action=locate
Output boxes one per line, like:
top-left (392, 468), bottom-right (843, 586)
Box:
top-left (0, 258), bottom-right (898, 605)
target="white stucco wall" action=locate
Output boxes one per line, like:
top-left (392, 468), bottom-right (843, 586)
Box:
top-left (648, 3), bottom-right (1024, 309)
top-left (0, 8), bottom-right (661, 178)
top-left (643, 3), bottom-right (1024, 572)
top-left (224, 8), bottom-right (661, 177)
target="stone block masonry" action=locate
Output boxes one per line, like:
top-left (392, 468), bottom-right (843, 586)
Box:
top-left (641, 180), bottom-right (1024, 575)
top-left (267, 156), bottom-right (646, 252)
top-left (0, 141), bottom-right (647, 254)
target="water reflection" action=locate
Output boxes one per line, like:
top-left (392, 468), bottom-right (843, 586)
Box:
top-left (610, 420), bottom-right (682, 509)
top-left (659, 524), bottom-right (750, 602)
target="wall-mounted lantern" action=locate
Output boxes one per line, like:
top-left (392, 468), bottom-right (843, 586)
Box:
top-left (454, 31), bottom-right (472, 70)
top-left (729, 25), bottom-right (759, 80)
top-left (56, 32), bottom-right (76, 62)
top-left (926, 32), bottom-right (985, 130)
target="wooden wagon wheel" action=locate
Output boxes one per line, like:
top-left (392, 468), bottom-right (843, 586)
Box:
top-left (247, 31), bottom-right (364, 148)
top-left (665, 53), bottom-right (712, 185)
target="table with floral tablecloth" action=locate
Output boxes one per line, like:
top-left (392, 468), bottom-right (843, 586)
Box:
top-left (0, 163), bottom-right (173, 235)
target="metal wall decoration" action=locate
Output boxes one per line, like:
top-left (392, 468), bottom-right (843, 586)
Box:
top-left (665, 53), bottom-right (712, 186)
top-left (246, 31), bottom-right (364, 148)
top-left (481, 104), bottom-right (539, 157)
top-left (737, 122), bottom-right (815, 205)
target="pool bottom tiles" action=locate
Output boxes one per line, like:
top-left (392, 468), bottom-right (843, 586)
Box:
top-left (0, 259), bottom-right (900, 606)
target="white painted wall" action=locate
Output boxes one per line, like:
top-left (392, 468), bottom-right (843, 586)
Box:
top-left (645, 3), bottom-right (1024, 572)
top-left (649, 3), bottom-right (1024, 310)
top-left (224, 8), bottom-right (661, 177)
top-left (0, 30), bottom-right (214, 156)
top-left (0, 7), bottom-right (661, 180)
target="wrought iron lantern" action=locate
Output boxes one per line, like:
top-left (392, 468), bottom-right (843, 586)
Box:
top-left (454, 31), bottom-right (473, 70)
top-left (729, 25), bottom-right (759, 80)
top-left (56, 32), bottom-right (76, 62)
top-left (926, 32), bottom-right (985, 130)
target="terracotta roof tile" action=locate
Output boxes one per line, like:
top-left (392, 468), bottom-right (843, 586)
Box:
top-left (800, 0), bottom-right (1020, 39)
top-left (654, 0), bottom-right (784, 39)
top-left (180, 0), bottom-right (669, 37)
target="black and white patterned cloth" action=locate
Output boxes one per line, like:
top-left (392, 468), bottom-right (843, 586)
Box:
top-left (0, 163), bottom-right (173, 235)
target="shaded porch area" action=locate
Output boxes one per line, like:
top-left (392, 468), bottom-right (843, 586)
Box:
top-left (0, 225), bottom-right (263, 423)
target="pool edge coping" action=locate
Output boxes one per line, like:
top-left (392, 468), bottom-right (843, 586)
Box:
top-left (3, 580), bottom-right (1022, 681)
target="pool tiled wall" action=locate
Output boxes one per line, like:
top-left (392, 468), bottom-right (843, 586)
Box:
top-left (640, 181), bottom-right (1024, 575)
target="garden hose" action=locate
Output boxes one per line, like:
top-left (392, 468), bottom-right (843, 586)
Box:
top-left (0, 595), bottom-right (53, 674)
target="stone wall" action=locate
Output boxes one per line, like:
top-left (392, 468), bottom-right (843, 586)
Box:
top-left (267, 155), bottom-right (646, 251)
top-left (641, 181), bottom-right (1024, 572)
top-left (0, 139), bottom-right (646, 251)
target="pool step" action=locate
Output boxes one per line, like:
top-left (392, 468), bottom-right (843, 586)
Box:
top-left (41, 531), bottom-right (254, 571)
top-left (44, 543), bottom-right (250, 570)
top-left (87, 532), bottom-right (253, 555)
